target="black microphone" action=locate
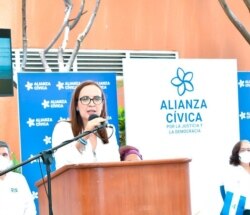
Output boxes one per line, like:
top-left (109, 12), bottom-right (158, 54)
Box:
top-left (88, 114), bottom-right (100, 121)
top-left (88, 114), bottom-right (109, 128)
top-left (88, 114), bottom-right (115, 144)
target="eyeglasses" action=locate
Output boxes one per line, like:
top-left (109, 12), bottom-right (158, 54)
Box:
top-left (79, 96), bottom-right (103, 105)
top-left (0, 152), bottom-right (9, 157)
top-left (240, 148), bottom-right (250, 152)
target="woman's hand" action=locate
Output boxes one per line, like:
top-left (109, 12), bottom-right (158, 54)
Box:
top-left (84, 117), bottom-right (106, 132)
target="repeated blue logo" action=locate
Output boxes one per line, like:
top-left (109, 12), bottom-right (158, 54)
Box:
top-left (171, 67), bottom-right (194, 96)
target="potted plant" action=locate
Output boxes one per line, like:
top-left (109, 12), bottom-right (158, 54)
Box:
top-left (118, 107), bottom-right (126, 146)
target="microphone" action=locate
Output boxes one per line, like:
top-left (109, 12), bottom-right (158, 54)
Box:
top-left (87, 114), bottom-right (114, 143)
top-left (88, 114), bottom-right (110, 128)
top-left (88, 114), bottom-right (100, 121)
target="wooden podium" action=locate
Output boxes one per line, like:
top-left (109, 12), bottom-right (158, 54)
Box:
top-left (36, 158), bottom-right (192, 215)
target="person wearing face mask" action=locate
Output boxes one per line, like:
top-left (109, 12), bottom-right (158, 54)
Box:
top-left (0, 141), bottom-right (36, 215)
top-left (220, 140), bottom-right (250, 215)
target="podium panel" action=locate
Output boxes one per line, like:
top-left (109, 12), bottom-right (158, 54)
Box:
top-left (36, 158), bottom-right (192, 215)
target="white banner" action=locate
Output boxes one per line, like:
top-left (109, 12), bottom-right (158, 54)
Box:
top-left (123, 59), bottom-right (239, 214)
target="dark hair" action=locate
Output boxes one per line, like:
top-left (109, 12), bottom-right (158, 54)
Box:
top-left (229, 140), bottom-right (247, 166)
top-left (0, 141), bottom-right (10, 153)
top-left (69, 80), bottom-right (109, 144)
top-left (119, 145), bottom-right (143, 161)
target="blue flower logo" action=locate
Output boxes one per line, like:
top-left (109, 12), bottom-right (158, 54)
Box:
top-left (171, 67), bottom-right (194, 96)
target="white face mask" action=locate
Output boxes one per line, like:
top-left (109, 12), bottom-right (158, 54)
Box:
top-left (239, 151), bottom-right (250, 164)
top-left (0, 156), bottom-right (12, 172)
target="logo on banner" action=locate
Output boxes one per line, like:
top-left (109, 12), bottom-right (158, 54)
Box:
top-left (161, 67), bottom-right (207, 135)
top-left (238, 79), bottom-right (250, 88)
top-left (56, 81), bottom-right (81, 90)
top-left (55, 81), bottom-right (111, 90)
top-left (25, 81), bottom-right (51, 91)
top-left (26, 117), bottom-right (53, 127)
top-left (41, 99), bottom-right (68, 109)
top-left (171, 67), bottom-right (194, 96)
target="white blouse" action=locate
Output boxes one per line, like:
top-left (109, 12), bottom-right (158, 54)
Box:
top-left (52, 121), bottom-right (120, 169)
top-left (223, 165), bottom-right (250, 209)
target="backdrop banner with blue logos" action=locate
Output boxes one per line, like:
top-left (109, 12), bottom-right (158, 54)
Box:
top-left (238, 71), bottom-right (250, 141)
top-left (122, 59), bottom-right (241, 215)
top-left (17, 72), bottom-right (119, 213)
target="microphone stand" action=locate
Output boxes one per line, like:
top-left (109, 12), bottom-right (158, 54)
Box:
top-left (0, 124), bottom-right (106, 215)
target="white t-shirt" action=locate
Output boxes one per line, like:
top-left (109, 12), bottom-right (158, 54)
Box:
top-left (52, 121), bottom-right (120, 169)
top-left (0, 172), bottom-right (36, 215)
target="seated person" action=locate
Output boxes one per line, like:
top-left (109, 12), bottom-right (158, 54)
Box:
top-left (0, 140), bottom-right (36, 214)
top-left (119, 145), bottom-right (143, 161)
top-left (221, 140), bottom-right (250, 215)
